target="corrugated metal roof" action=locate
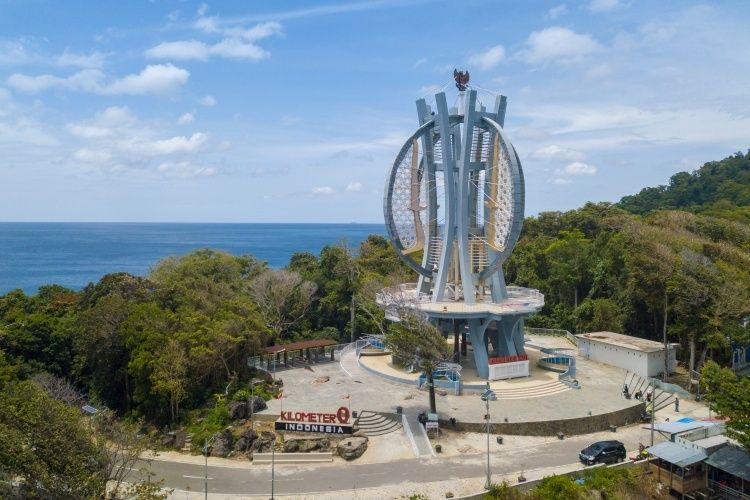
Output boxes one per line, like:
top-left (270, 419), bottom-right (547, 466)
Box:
top-left (647, 441), bottom-right (707, 467)
top-left (705, 445), bottom-right (750, 481)
top-left (646, 421), bottom-right (717, 435)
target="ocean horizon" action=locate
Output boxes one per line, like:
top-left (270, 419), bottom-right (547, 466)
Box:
top-left (0, 222), bottom-right (385, 295)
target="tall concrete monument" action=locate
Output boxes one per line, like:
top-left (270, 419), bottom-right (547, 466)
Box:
top-left (378, 71), bottom-right (544, 380)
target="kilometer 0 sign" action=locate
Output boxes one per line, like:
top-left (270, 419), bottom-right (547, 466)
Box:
top-left (275, 406), bottom-right (354, 434)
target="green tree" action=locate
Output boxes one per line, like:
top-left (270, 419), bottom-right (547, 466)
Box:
top-left (385, 312), bottom-right (451, 414)
top-left (0, 380), bottom-right (108, 498)
top-left (701, 361), bottom-right (750, 449)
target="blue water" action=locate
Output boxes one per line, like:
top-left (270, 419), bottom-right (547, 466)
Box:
top-left (0, 223), bottom-right (385, 295)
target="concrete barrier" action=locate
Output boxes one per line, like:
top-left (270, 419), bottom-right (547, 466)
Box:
top-left (252, 451), bottom-right (334, 464)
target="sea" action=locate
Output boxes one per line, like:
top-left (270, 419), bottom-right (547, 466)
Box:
top-left (0, 223), bottom-right (385, 295)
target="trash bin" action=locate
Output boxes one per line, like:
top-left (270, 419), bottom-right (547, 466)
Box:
top-left (396, 406), bottom-right (403, 414)
top-left (435, 444), bottom-right (442, 453)
top-left (496, 436), bottom-right (503, 445)
top-left (557, 432), bottom-right (564, 440)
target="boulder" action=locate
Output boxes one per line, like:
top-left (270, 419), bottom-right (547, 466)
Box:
top-left (248, 396), bottom-right (267, 414)
top-left (312, 376), bottom-right (330, 384)
top-left (228, 401), bottom-right (248, 420)
top-left (234, 428), bottom-right (258, 452)
top-left (210, 429), bottom-right (234, 457)
top-left (336, 436), bottom-right (368, 461)
top-left (161, 432), bottom-right (177, 448)
top-left (250, 431), bottom-right (276, 453)
top-left (283, 437), bottom-right (331, 453)
top-left (283, 440), bottom-right (299, 453)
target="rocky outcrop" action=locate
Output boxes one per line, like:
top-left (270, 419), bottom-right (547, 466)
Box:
top-left (248, 396), bottom-right (267, 414)
top-left (210, 428), bottom-right (234, 457)
top-left (234, 428), bottom-right (258, 452)
top-left (283, 437), bottom-right (331, 453)
top-left (336, 436), bottom-right (368, 461)
top-left (228, 401), bottom-right (248, 420)
top-left (249, 431), bottom-right (276, 453)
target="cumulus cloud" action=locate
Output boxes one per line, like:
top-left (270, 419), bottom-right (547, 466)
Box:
top-left (146, 19), bottom-right (282, 61)
top-left (7, 64), bottom-right (189, 96)
top-left (122, 132), bottom-right (207, 156)
top-left (469, 45), bottom-right (505, 70)
top-left (177, 112), bottom-right (194, 125)
top-left (517, 27), bottom-right (601, 65)
top-left (311, 186), bottom-right (334, 194)
top-left (556, 161), bottom-right (597, 176)
top-left (345, 181), bottom-right (363, 192)
top-left (530, 145), bottom-right (585, 162)
top-left (103, 64), bottom-right (189, 95)
top-left (199, 95), bottom-right (216, 106)
top-left (590, 0), bottom-right (621, 12)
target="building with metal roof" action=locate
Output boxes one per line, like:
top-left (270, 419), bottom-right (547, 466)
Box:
top-left (576, 331), bottom-right (677, 377)
top-left (706, 445), bottom-right (750, 498)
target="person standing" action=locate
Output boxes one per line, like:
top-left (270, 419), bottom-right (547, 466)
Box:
top-left (674, 396), bottom-right (680, 412)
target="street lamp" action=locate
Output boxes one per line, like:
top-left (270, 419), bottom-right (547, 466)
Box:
top-left (481, 382), bottom-right (497, 490)
top-left (249, 377), bottom-right (261, 428)
top-left (203, 435), bottom-right (217, 500)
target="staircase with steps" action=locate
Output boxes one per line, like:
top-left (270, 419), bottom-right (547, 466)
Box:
top-left (356, 410), bottom-right (403, 436)
top-left (494, 380), bottom-right (571, 399)
top-left (181, 433), bottom-right (193, 453)
top-left (623, 372), bottom-right (674, 412)
top-left (463, 379), bottom-right (571, 399)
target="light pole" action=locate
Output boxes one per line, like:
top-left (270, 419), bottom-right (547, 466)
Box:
top-left (481, 382), bottom-right (497, 490)
top-left (648, 378), bottom-right (655, 446)
top-left (203, 435), bottom-right (217, 500)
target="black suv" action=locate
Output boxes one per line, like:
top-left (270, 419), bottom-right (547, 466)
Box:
top-left (579, 440), bottom-right (626, 465)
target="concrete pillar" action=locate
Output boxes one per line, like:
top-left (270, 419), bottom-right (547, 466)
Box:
top-left (461, 330), bottom-right (467, 356)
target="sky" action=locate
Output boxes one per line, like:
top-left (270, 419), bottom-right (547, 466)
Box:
top-left (0, 0), bottom-right (749, 223)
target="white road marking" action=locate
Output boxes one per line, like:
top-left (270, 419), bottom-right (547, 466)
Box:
top-left (183, 474), bottom-right (211, 479)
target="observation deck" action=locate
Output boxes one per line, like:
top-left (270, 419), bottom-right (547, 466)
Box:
top-left (376, 283), bottom-right (544, 320)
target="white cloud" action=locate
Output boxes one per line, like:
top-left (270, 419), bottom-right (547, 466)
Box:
top-left (56, 49), bottom-right (106, 68)
top-left (199, 95), bottom-right (216, 106)
top-left (345, 181), bottom-right (363, 192)
top-left (557, 161), bottom-right (597, 176)
top-left (177, 112), bottom-right (194, 125)
top-left (590, 0), bottom-right (621, 12)
top-left (7, 64), bottom-right (189, 96)
top-left (157, 161), bottom-right (218, 178)
top-left (468, 45), bottom-right (505, 70)
top-left (123, 132), bottom-right (207, 156)
top-left (517, 27), bottom-right (602, 65)
top-left (413, 57), bottom-right (427, 68)
top-left (147, 19), bottom-right (282, 62)
top-left (530, 145), bottom-right (585, 162)
top-left (66, 124), bottom-right (113, 139)
top-left (103, 64), bottom-right (189, 96)
top-left (312, 186), bottom-right (335, 194)
top-left (552, 177), bottom-right (572, 185)
top-left (546, 4), bottom-right (568, 20)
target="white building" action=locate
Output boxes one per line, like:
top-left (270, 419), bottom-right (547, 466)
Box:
top-left (575, 331), bottom-right (677, 378)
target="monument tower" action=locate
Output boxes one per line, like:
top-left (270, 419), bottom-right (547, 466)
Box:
top-left (378, 71), bottom-right (544, 380)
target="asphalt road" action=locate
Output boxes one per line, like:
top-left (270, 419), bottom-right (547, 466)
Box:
top-left (136, 430), bottom-right (653, 497)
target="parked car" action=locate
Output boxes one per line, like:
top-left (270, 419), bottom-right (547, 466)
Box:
top-left (579, 440), bottom-right (626, 465)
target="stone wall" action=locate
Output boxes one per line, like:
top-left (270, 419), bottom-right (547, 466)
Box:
top-left (441, 402), bottom-right (645, 436)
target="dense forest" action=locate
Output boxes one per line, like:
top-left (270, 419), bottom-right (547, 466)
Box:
top-left (0, 151), bottom-right (748, 496)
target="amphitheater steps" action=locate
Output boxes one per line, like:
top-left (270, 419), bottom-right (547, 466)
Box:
top-left (356, 410), bottom-right (403, 436)
top-left (492, 381), bottom-right (571, 400)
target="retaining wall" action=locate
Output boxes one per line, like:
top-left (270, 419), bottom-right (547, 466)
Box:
top-left (440, 401), bottom-right (645, 436)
